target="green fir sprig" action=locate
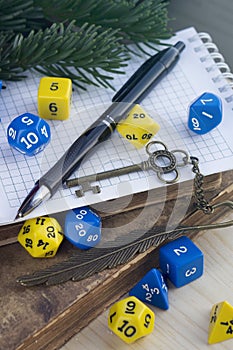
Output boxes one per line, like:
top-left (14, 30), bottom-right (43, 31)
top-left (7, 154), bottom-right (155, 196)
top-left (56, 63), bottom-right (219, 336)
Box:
top-left (0, 0), bottom-right (172, 89)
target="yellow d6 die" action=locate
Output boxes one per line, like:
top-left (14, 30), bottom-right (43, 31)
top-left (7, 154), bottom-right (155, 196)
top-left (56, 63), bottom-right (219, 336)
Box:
top-left (38, 76), bottom-right (72, 120)
top-left (208, 301), bottom-right (233, 344)
top-left (116, 104), bottom-right (160, 148)
top-left (18, 216), bottom-right (64, 258)
top-left (108, 296), bottom-right (155, 344)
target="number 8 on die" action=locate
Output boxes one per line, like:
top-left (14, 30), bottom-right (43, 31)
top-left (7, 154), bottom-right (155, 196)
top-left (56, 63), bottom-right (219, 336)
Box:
top-left (159, 236), bottom-right (204, 287)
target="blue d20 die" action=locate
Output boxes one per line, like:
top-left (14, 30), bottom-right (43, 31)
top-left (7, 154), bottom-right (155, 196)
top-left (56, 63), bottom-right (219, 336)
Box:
top-left (188, 92), bottom-right (222, 135)
top-left (129, 268), bottom-right (169, 310)
top-left (7, 113), bottom-right (51, 156)
top-left (159, 236), bottom-right (204, 288)
top-left (64, 206), bottom-right (102, 250)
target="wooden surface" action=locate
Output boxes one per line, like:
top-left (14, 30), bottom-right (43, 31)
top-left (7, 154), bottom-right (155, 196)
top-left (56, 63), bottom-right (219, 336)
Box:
top-left (1, 170), bottom-right (233, 350)
top-left (2, 3), bottom-right (233, 348)
top-left (60, 212), bottom-right (233, 350)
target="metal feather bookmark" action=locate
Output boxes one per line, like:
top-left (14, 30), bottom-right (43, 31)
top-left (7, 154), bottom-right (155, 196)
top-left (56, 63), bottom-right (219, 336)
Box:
top-left (17, 157), bottom-right (233, 287)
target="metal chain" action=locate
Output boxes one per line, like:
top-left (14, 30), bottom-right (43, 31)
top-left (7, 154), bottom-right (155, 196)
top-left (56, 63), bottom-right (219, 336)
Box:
top-left (190, 156), bottom-right (214, 214)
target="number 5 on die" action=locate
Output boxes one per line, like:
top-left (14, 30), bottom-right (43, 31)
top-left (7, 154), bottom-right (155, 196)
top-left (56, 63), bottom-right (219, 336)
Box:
top-left (38, 76), bottom-right (72, 120)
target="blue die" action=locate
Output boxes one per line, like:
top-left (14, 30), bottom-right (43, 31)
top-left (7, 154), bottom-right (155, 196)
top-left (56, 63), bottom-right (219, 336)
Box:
top-left (129, 268), bottom-right (169, 310)
top-left (64, 206), bottom-right (101, 250)
top-left (188, 92), bottom-right (222, 134)
top-left (7, 113), bottom-right (51, 156)
top-left (159, 236), bottom-right (204, 288)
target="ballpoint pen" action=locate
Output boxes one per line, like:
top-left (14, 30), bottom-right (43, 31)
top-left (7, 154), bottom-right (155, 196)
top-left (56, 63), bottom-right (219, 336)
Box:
top-left (15, 41), bottom-right (185, 219)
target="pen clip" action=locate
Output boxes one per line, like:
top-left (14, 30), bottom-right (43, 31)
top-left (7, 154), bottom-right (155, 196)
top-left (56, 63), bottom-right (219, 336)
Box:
top-left (112, 49), bottom-right (169, 103)
top-left (112, 42), bottom-right (185, 103)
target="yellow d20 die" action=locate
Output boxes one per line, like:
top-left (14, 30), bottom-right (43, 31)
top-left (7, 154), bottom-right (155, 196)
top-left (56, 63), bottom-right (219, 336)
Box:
top-left (208, 300), bottom-right (233, 344)
top-left (116, 104), bottom-right (160, 148)
top-left (38, 76), bottom-right (72, 120)
top-left (108, 296), bottom-right (155, 344)
top-left (18, 216), bottom-right (64, 258)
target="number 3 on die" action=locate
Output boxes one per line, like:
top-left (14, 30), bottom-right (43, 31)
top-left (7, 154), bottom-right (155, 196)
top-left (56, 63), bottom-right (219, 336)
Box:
top-left (38, 76), bottom-right (72, 120)
top-left (159, 236), bottom-right (204, 287)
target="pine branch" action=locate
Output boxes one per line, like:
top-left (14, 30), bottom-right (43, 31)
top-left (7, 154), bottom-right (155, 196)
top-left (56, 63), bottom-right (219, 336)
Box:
top-left (0, 22), bottom-right (129, 88)
top-left (0, 0), bottom-right (172, 89)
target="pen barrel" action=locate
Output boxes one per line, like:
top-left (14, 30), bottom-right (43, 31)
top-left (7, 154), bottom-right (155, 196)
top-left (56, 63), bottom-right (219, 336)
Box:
top-left (120, 50), bottom-right (180, 104)
top-left (113, 42), bottom-right (185, 104)
top-left (38, 102), bottom-right (134, 195)
top-left (38, 124), bottom-right (108, 195)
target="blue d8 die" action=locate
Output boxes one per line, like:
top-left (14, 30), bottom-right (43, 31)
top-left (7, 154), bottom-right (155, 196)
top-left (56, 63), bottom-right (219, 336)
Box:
top-left (64, 206), bottom-right (101, 250)
top-left (159, 236), bottom-right (204, 288)
top-left (188, 92), bottom-right (222, 135)
top-left (129, 268), bottom-right (169, 310)
top-left (7, 113), bottom-right (51, 156)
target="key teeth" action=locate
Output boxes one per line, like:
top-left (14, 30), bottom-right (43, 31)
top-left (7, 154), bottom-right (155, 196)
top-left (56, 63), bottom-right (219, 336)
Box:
top-left (93, 185), bottom-right (101, 194)
top-left (75, 188), bottom-right (84, 197)
top-left (75, 183), bottom-right (101, 197)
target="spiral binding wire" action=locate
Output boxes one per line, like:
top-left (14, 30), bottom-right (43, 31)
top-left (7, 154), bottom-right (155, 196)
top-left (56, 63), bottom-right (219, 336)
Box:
top-left (189, 31), bottom-right (233, 104)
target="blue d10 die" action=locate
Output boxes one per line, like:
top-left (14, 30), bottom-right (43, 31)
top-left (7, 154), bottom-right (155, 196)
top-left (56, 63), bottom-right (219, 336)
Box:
top-left (159, 236), bottom-right (204, 288)
top-left (64, 206), bottom-right (102, 250)
top-left (129, 268), bottom-right (169, 310)
top-left (7, 113), bottom-right (51, 156)
top-left (188, 92), bottom-right (222, 135)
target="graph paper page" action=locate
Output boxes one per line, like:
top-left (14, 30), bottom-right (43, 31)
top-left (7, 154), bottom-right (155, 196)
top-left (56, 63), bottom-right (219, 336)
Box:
top-left (0, 26), bottom-right (233, 224)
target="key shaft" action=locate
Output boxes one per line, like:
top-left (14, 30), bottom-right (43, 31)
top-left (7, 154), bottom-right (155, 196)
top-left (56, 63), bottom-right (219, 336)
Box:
top-left (65, 161), bottom-right (149, 188)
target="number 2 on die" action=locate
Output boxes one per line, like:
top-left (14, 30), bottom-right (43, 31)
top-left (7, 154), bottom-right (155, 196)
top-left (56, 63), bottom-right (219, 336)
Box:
top-left (159, 236), bottom-right (204, 287)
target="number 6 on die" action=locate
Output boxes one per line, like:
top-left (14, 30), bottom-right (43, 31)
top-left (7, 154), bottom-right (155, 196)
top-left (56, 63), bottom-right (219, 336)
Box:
top-left (38, 76), bottom-right (72, 120)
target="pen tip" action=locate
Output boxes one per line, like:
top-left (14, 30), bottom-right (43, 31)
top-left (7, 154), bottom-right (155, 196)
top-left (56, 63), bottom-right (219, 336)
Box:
top-left (15, 211), bottom-right (23, 220)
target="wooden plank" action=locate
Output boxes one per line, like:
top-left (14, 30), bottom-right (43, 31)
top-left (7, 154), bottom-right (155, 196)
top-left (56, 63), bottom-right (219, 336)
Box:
top-left (1, 170), bottom-right (233, 350)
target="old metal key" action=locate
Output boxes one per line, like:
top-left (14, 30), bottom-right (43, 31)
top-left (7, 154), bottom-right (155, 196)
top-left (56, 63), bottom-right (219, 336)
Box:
top-left (65, 141), bottom-right (189, 197)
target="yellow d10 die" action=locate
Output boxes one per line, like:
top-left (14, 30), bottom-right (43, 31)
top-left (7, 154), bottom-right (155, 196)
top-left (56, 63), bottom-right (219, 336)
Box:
top-left (116, 104), bottom-right (160, 148)
top-left (108, 296), bottom-right (155, 344)
top-left (38, 76), bottom-right (72, 120)
top-left (208, 301), bottom-right (233, 344)
top-left (18, 216), bottom-right (64, 258)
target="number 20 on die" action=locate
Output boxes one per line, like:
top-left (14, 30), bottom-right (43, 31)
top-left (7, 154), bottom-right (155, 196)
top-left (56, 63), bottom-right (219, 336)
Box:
top-left (38, 76), bottom-right (72, 120)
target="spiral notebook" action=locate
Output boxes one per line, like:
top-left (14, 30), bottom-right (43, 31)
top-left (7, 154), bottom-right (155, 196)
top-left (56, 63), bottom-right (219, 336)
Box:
top-left (0, 26), bottom-right (233, 225)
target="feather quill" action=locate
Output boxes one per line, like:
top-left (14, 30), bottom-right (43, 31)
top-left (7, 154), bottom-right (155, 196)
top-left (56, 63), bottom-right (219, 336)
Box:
top-left (17, 225), bottom-right (186, 287)
top-left (17, 210), bottom-right (233, 287)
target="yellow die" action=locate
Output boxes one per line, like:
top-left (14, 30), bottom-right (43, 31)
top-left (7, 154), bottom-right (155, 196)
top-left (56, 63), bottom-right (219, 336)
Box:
top-left (38, 76), bottom-right (72, 120)
top-left (18, 216), bottom-right (64, 258)
top-left (108, 296), bottom-right (155, 344)
top-left (116, 104), bottom-right (160, 148)
top-left (208, 301), bottom-right (233, 344)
